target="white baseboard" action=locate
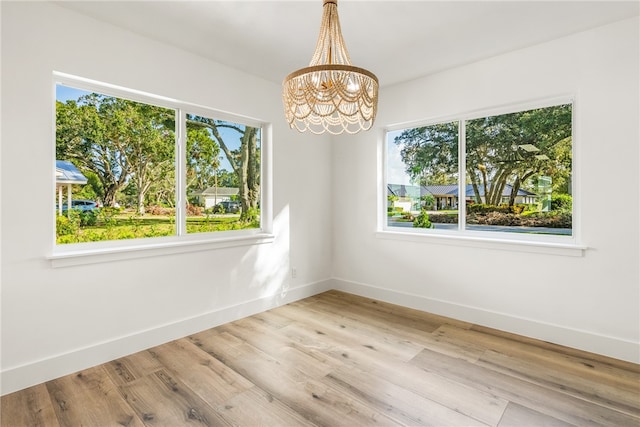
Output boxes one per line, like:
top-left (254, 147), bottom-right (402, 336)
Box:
top-left (329, 277), bottom-right (640, 364)
top-left (4, 277), bottom-right (637, 395)
top-left (1, 279), bottom-right (333, 396)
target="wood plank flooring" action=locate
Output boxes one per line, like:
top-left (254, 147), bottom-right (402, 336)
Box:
top-left (2, 290), bottom-right (639, 426)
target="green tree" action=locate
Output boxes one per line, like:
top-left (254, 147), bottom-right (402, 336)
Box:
top-left (395, 105), bottom-right (572, 207)
top-left (186, 127), bottom-right (221, 195)
top-left (56, 95), bottom-right (175, 211)
top-left (186, 116), bottom-right (260, 221)
top-left (74, 171), bottom-right (102, 201)
top-left (394, 122), bottom-right (458, 186)
top-left (114, 102), bottom-right (175, 214)
top-left (57, 97), bottom-right (128, 207)
top-left (215, 169), bottom-right (239, 188)
top-left (466, 105), bottom-right (571, 206)
top-left (420, 193), bottom-right (435, 210)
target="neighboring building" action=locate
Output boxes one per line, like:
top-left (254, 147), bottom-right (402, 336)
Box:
top-left (56, 160), bottom-right (88, 215)
top-left (191, 186), bottom-right (239, 209)
top-left (388, 183), bottom-right (538, 211)
top-left (420, 185), bottom-right (459, 210)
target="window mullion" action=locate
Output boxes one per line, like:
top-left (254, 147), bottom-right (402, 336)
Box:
top-left (458, 119), bottom-right (466, 232)
top-left (176, 109), bottom-right (187, 236)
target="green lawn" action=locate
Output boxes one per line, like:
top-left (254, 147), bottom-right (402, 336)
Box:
top-left (56, 213), bottom-right (258, 244)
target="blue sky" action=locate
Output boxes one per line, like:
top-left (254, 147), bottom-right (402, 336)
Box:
top-left (56, 85), bottom-right (90, 103)
top-left (56, 84), bottom-right (247, 172)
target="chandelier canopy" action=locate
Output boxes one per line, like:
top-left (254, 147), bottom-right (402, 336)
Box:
top-left (282, 0), bottom-right (379, 135)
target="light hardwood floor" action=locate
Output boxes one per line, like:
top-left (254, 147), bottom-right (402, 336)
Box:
top-left (2, 290), bottom-right (639, 426)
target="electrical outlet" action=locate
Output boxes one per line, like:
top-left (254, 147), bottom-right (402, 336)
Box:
top-left (291, 268), bottom-right (297, 279)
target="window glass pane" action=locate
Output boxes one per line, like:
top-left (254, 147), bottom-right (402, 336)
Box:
top-left (387, 122), bottom-right (459, 229)
top-left (55, 84), bottom-right (176, 244)
top-left (186, 114), bottom-right (261, 233)
top-left (465, 104), bottom-right (572, 236)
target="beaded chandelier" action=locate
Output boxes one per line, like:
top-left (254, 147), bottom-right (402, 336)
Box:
top-left (282, 0), bottom-right (379, 135)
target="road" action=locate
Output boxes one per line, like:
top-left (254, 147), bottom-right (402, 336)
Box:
top-left (387, 220), bottom-right (572, 235)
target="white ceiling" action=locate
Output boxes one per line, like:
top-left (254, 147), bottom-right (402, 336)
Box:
top-left (56, 1), bottom-right (639, 87)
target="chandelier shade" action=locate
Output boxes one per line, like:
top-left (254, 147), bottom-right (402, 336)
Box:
top-left (282, 0), bottom-right (379, 135)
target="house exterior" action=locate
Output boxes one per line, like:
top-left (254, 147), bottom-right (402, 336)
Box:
top-left (388, 183), bottom-right (538, 211)
top-left (190, 186), bottom-right (239, 209)
top-left (55, 160), bottom-right (88, 215)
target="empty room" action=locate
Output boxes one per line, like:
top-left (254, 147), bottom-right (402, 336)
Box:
top-left (1, 1), bottom-right (639, 426)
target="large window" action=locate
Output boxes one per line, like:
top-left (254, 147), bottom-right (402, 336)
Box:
top-left (386, 101), bottom-right (573, 240)
top-left (55, 76), bottom-right (264, 246)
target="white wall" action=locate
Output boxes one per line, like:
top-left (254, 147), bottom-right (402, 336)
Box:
top-left (332, 17), bottom-right (640, 363)
top-left (0, 2), bottom-right (333, 394)
top-left (2, 2), bottom-right (638, 397)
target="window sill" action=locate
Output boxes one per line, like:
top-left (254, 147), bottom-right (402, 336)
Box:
top-left (49, 232), bottom-right (275, 268)
top-left (375, 230), bottom-right (586, 257)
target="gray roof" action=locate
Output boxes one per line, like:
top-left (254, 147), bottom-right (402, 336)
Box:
top-left (389, 183), bottom-right (537, 198)
top-left (420, 185), bottom-right (458, 196)
top-left (56, 160), bottom-right (87, 184)
top-left (192, 187), bottom-right (239, 197)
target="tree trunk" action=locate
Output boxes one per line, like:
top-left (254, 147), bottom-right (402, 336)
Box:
top-left (494, 173), bottom-right (509, 206)
top-left (247, 128), bottom-right (259, 211)
top-left (239, 127), bottom-right (259, 221)
top-left (489, 168), bottom-right (509, 205)
top-left (472, 183), bottom-right (482, 204)
top-left (509, 170), bottom-right (534, 206)
top-left (135, 163), bottom-right (153, 215)
top-left (481, 169), bottom-right (490, 204)
top-left (469, 174), bottom-right (482, 203)
top-left (508, 176), bottom-right (520, 207)
top-left (239, 130), bottom-right (250, 219)
top-left (190, 119), bottom-right (259, 222)
top-left (102, 185), bottom-right (118, 207)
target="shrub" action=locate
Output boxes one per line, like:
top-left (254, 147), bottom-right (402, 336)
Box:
top-left (467, 204), bottom-right (503, 214)
top-left (466, 211), bottom-right (572, 228)
top-left (79, 211), bottom-right (98, 226)
top-left (551, 194), bottom-right (572, 212)
top-left (147, 205), bottom-right (175, 215)
top-left (429, 213), bottom-right (458, 223)
top-left (420, 194), bottom-right (435, 209)
top-left (487, 212), bottom-right (519, 226)
top-left (413, 210), bottom-right (432, 228)
top-left (241, 208), bottom-right (260, 227)
top-left (57, 235), bottom-right (78, 244)
top-left (56, 214), bottom-right (79, 236)
top-left (523, 212), bottom-right (572, 228)
top-left (98, 207), bottom-right (120, 226)
top-left (213, 204), bottom-right (226, 214)
top-left (466, 203), bottom-right (526, 214)
top-left (186, 203), bottom-right (203, 216)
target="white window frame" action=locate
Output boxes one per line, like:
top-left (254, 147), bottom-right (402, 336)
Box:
top-left (49, 72), bottom-right (273, 267)
top-left (378, 96), bottom-right (586, 257)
